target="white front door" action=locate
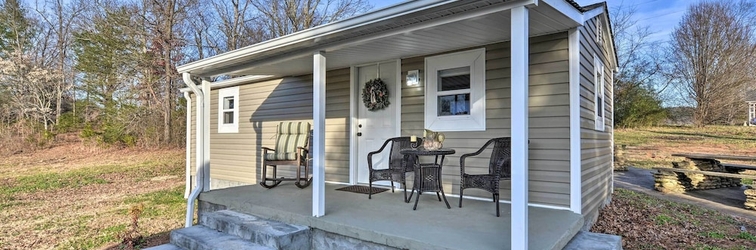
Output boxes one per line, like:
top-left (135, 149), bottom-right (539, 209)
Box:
top-left (356, 61), bottom-right (400, 185)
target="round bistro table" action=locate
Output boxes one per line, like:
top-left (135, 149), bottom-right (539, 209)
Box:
top-left (400, 147), bottom-right (456, 210)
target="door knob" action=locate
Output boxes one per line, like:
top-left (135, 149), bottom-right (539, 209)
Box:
top-left (357, 132), bottom-right (362, 136)
top-left (358, 124), bottom-right (362, 128)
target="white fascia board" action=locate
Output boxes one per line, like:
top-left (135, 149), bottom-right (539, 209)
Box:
top-left (179, 75), bottom-right (277, 93)
top-left (606, 22), bottom-right (619, 69)
top-left (210, 75), bottom-right (277, 89)
top-left (582, 6), bottom-right (604, 21)
top-left (541, 0), bottom-right (582, 25)
top-left (582, 6), bottom-right (619, 69)
top-left (176, 0), bottom-right (454, 74)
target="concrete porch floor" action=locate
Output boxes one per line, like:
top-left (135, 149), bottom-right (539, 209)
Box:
top-left (198, 183), bottom-right (583, 250)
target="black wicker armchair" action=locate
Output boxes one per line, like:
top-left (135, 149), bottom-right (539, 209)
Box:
top-left (367, 137), bottom-right (420, 201)
top-left (458, 137), bottom-right (511, 217)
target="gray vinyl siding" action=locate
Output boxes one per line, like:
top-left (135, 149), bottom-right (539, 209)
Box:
top-left (401, 32), bottom-right (571, 208)
top-left (579, 16), bottom-right (614, 216)
top-left (190, 68), bottom-right (352, 187)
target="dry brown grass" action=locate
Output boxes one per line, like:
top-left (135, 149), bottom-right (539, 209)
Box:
top-left (0, 143), bottom-right (185, 249)
top-left (615, 125), bottom-right (756, 169)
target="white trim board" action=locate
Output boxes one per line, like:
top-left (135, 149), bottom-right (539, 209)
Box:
top-left (349, 66), bottom-right (357, 185)
top-left (541, 0), bottom-right (582, 25)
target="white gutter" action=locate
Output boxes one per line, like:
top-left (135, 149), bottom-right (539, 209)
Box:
top-left (182, 90), bottom-right (192, 199)
top-left (182, 72), bottom-right (205, 227)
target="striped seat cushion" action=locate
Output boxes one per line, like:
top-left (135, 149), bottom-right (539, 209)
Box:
top-left (265, 122), bottom-right (311, 161)
top-left (265, 152), bottom-right (299, 161)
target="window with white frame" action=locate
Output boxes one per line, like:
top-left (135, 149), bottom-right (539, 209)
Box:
top-left (594, 54), bottom-right (605, 131)
top-left (218, 86), bottom-right (239, 133)
top-left (424, 48), bottom-right (485, 131)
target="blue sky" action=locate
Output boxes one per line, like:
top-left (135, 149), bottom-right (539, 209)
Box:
top-left (368, 0), bottom-right (703, 42)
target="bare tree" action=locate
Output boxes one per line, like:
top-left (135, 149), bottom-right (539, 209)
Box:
top-left (250, 0), bottom-right (371, 39)
top-left (611, 3), bottom-right (669, 127)
top-left (34, 0), bottom-right (85, 127)
top-left (210, 0), bottom-right (263, 52)
top-left (140, 0), bottom-right (194, 144)
top-left (669, 0), bottom-right (756, 126)
top-left (0, 56), bottom-right (60, 131)
top-left (0, 0), bottom-right (60, 131)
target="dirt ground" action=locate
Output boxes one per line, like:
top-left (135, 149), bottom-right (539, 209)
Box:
top-left (0, 144), bottom-right (185, 249)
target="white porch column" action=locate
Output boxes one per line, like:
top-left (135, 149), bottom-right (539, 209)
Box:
top-left (568, 28), bottom-right (582, 214)
top-left (510, 5), bottom-right (529, 250)
top-left (313, 51), bottom-right (326, 217)
top-left (201, 79), bottom-right (212, 191)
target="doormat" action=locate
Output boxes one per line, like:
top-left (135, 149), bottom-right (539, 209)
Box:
top-left (335, 185), bottom-right (389, 195)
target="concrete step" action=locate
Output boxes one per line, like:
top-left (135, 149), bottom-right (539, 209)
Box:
top-left (563, 231), bottom-right (623, 250)
top-left (143, 243), bottom-right (184, 250)
top-left (170, 225), bottom-right (274, 250)
top-left (200, 210), bottom-right (311, 250)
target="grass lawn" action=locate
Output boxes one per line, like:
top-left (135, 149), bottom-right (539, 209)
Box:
top-left (0, 144), bottom-right (186, 249)
top-left (615, 125), bottom-right (756, 169)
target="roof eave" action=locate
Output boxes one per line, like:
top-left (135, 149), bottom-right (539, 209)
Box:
top-left (176, 0), bottom-right (456, 76)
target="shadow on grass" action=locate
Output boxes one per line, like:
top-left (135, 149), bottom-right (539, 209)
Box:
top-left (100, 229), bottom-right (173, 250)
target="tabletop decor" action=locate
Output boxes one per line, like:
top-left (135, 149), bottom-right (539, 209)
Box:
top-left (422, 129), bottom-right (445, 150)
top-left (362, 78), bottom-right (390, 111)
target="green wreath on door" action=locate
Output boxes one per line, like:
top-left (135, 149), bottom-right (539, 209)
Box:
top-left (362, 78), bottom-right (390, 111)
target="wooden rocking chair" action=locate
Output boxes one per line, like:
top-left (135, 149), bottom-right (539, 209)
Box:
top-left (260, 122), bottom-right (313, 189)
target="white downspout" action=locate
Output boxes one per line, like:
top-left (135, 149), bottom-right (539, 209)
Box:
top-left (183, 90), bottom-right (192, 199)
top-left (183, 72), bottom-right (205, 227)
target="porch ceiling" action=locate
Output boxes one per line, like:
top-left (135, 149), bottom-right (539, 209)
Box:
top-left (182, 1), bottom-right (578, 78)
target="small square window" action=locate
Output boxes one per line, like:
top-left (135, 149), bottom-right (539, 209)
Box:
top-left (425, 48), bottom-right (486, 131)
top-left (218, 87), bottom-right (239, 133)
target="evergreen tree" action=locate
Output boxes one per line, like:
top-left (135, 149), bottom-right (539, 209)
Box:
top-left (73, 6), bottom-right (141, 144)
top-left (0, 0), bottom-right (34, 57)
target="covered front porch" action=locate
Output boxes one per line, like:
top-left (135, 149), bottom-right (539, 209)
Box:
top-left (198, 183), bottom-right (583, 250)
top-left (178, 1), bottom-right (597, 249)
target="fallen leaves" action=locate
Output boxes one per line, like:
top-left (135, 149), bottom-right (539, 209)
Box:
top-left (592, 189), bottom-right (756, 249)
